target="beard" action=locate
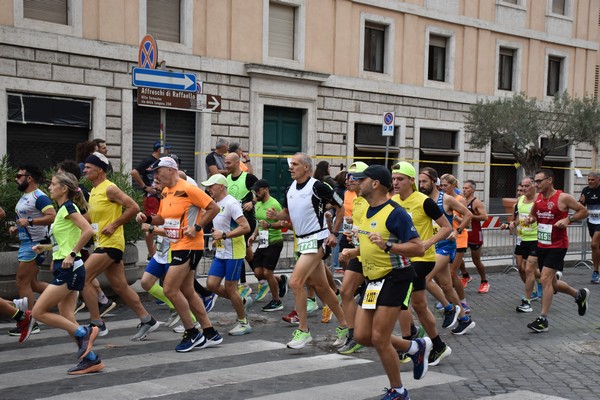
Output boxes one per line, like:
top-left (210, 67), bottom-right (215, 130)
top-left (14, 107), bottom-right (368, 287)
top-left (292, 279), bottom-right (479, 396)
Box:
top-left (419, 185), bottom-right (432, 195)
top-left (17, 180), bottom-right (29, 192)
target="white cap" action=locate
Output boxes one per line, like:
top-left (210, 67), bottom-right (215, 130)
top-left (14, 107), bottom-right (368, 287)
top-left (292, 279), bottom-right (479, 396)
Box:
top-left (201, 173), bottom-right (228, 187)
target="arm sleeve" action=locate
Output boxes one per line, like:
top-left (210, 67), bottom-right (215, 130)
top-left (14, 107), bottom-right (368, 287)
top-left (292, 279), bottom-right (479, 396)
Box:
top-left (281, 185), bottom-right (291, 209)
top-left (205, 153), bottom-right (217, 168)
top-left (314, 181), bottom-right (343, 207)
top-left (35, 194), bottom-right (54, 213)
top-left (423, 197), bottom-right (443, 220)
top-left (245, 174), bottom-right (258, 190)
top-left (64, 202), bottom-right (79, 216)
top-left (386, 207), bottom-right (420, 242)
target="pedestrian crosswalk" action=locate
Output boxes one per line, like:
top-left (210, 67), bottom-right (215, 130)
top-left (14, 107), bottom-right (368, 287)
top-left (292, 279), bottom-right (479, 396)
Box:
top-left (0, 317), bottom-right (570, 400)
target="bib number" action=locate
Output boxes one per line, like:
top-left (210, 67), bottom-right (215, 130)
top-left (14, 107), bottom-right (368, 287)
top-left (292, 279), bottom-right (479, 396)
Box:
top-left (91, 223), bottom-right (99, 246)
top-left (538, 223), bottom-right (552, 245)
top-left (297, 234), bottom-right (318, 254)
top-left (213, 238), bottom-right (224, 250)
top-left (343, 218), bottom-right (353, 234)
top-left (164, 219), bottom-right (181, 241)
top-left (362, 279), bottom-right (385, 309)
top-left (258, 230), bottom-right (269, 249)
top-left (589, 208), bottom-right (600, 224)
top-left (432, 220), bottom-right (440, 235)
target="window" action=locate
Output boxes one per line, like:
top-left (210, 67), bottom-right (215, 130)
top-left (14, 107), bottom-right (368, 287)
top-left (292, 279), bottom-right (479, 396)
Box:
top-left (269, 2), bottom-right (295, 60)
top-left (418, 129), bottom-right (458, 177)
top-left (354, 123), bottom-right (399, 169)
top-left (502, 0), bottom-right (518, 4)
top-left (147, 0), bottom-right (181, 43)
top-left (23, 0), bottom-right (68, 25)
top-left (428, 35), bottom-right (447, 82)
top-left (552, 0), bottom-right (566, 15)
top-left (498, 47), bottom-right (515, 91)
top-left (364, 23), bottom-right (385, 73)
top-left (547, 56), bottom-right (562, 96)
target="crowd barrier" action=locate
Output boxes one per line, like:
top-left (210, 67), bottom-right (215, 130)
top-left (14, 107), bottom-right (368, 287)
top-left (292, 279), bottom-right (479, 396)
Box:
top-left (192, 214), bottom-right (595, 277)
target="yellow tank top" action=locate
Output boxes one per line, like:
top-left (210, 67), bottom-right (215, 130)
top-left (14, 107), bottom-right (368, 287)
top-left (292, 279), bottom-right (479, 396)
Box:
top-left (89, 179), bottom-right (125, 251)
top-left (392, 192), bottom-right (436, 262)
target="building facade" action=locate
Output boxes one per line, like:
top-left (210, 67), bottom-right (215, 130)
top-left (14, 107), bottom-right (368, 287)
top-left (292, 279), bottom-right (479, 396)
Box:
top-left (0, 0), bottom-right (598, 209)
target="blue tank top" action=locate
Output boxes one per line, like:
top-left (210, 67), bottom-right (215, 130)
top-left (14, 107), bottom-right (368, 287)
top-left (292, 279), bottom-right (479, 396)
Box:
top-left (435, 192), bottom-right (455, 250)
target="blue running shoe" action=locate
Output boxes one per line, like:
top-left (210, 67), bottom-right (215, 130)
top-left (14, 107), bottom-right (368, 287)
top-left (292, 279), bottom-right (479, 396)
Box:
top-left (591, 271), bottom-right (599, 284)
top-left (76, 325), bottom-right (99, 359)
top-left (409, 337), bottom-right (432, 380)
top-left (380, 387), bottom-right (409, 400)
top-left (202, 332), bottom-right (223, 348)
top-left (203, 293), bottom-right (219, 313)
top-left (176, 330), bottom-right (207, 352)
top-left (255, 282), bottom-right (269, 301)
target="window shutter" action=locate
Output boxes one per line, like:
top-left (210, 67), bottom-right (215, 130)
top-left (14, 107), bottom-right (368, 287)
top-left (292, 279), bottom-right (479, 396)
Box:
top-left (24, 0), bottom-right (68, 25)
top-left (429, 35), bottom-right (447, 48)
top-left (147, 0), bottom-right (181, 43)
top-left (552, 0), bottom-right (565, 15)
top-left (269, 3), bottom-right (295, 59)
top-left (594, 65), bottom-right (599, 99)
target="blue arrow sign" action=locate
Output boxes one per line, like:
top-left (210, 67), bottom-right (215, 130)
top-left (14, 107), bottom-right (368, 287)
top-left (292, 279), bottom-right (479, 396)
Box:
top-left (132, 67), bottom-right (197, 92)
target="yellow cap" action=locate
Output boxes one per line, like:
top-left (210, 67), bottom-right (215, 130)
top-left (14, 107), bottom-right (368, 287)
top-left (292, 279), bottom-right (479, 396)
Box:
top-left (391, 161), bottom-right (417, 191)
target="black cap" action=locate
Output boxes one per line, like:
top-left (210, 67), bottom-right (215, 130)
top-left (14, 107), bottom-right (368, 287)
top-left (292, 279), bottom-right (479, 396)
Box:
top-left (352, 165), bottom-right (392, 189)
top-left (251, 179), bottom-right (270, 191)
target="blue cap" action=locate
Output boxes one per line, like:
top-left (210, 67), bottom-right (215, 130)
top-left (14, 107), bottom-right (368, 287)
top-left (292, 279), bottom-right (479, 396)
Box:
top-left (153, 141), bottom-right (172, 150)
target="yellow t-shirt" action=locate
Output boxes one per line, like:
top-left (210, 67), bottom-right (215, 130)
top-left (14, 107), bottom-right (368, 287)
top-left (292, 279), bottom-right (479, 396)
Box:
top-left (392, 192), bottom-right (436, 262)
top-left (89, 179), bottom-right (125, 251)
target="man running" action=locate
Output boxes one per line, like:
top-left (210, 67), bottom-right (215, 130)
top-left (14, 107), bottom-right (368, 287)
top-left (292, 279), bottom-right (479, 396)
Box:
top-left (579, 171), bottom-right (600, 283)
top-left (82, 152), bottom-right (159, 340)
top-left (266, 153), bottom-right (348, 349)
top-left (526, 169), bottom-right (589, 332)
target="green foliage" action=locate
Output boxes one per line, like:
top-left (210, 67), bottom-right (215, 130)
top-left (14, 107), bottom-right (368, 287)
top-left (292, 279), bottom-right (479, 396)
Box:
top-left (0, 156), bottom-right (19, 251)
top-left (107, 163), bottom-right (144, 244)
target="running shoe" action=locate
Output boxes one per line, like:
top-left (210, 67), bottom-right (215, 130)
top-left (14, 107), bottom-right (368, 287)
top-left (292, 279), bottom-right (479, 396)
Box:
top-left (516, 298), bottom-right (532, 313)
top-left (76, 326), bottom-right (99, 359)
top-left (460, 301), bottom-right (471, 315)
top-left (262, 299), bottom-right (283, 312)
top-left (415, 325), bottom-right (426, 338)
top-left (176, 330), bottom-right (206, 352)
top-left (67, 355), bottom-right (104, 375)
top-left (380, 387), bottom-right (409, 400)
top-left (321, 304), bottom-right (333, 323)
top-left (461, 276), bottom-right (472, 288)
top-left (243, 296), bottom-right (254, 311)
top-left (18, 310), bottom-right (35, 343)
top-left (254, 282), bottom-right (269, 302)
top-left (74, 298), bottom-right (86, 314)
top-left (451, 317), bottom-right (476, 335)
top-left (282, 310), bottom-right (300, 325)
top-left (166, 309), bottom-right (181, 328)
top-left (442, 305), bottom-right (459, 329)
top-left (306, 298), bottom-right (319, 313)
top-left (338, 338), bottom-right (363, 355)
top-left (203, 293), bottom-right (219, 313)
top-left (287, 329), bottom-right (312, 349)
top-left (530, 291), bottom-right (540, 301)
top-left (478, 281), bottom-right (490, 293)
top-left (278, 274), bottom-right (288, 298)
top-left (576, 288), bottom-right (590, 316)
top-left (203, 332), bottom-right (223, 347)
top-left (537, 282), bottom-right (543, 298)
top-left (99, 301), bottom-right (117, 318)
top-left (434, 302), bottom-right (444, 310)
top-left (397, 350), bottom-right (411, 364)
top-left (229, 320), bottom-right (252, 336)
top-left (173, 324), bottom-right (185, 333)
top-left (428, 343), bottom-right (452, 367)
top-left (10, 322), bottom-right (40, 337)
top-left (89, 321), bottom-right (108, 337)
top-left (409, 337), bottom-right (432, 380)
top-left (131, 317), bottom-right (160, 341)
top-left (527, 316), bottom-right (548, 332)
top-left (334, 326), bottom-right (349, 347)
top-left (592, 271), bottom-right (600, 284)
top-left (238, 284), bottom-right (252, 299)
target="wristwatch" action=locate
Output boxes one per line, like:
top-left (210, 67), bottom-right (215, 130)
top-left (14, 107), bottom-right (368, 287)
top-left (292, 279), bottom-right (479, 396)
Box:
top-left (568, 215), bottom-right (575, 223)
top-left (222, 231), bottom-right (227, 239)
top-left (27, 217), bottom-right (33, 226)
top-left (194, 224), bottom-right (202, 232)
top-left (267, 223), bottom-right (272, 229)
top-left (69, 251), bottom-right (77, 258)
top-left (148, 225), bottom-right (154, 233)
top-left (456, 228), bottom-right (463, 234)
top-left (384, 241), bottom-right (393, 253)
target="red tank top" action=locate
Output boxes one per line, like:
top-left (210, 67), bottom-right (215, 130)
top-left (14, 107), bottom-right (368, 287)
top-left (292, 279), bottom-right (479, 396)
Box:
top-left (534, 190), bottom-right (568, 248)
top-left (467, 198), bottom-right (483, 245)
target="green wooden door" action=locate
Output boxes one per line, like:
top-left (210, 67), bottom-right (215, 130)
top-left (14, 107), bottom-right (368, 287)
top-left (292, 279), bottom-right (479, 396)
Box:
top-left (263, 106), bottom-right (303, 204)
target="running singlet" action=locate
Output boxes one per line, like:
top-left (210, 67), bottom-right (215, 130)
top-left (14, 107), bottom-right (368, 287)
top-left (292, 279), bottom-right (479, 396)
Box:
top-left (533, 190), bottom-right (568, 248)
top-left (453, 194), bottom-right (468, 248)
top-left (89, 180), bottom-right (125, 251)
top-left (212, 194), bottom-right (246, 259)
top-left (392, 191), bottom-right (440, 263)
top-left (158, 179), bottom-right (212, 251)
top-left (50, 200), bottom-right (82, 260)
top-left (15, 188), bottom-right (53, 242)
top-left (434, 192), bottom-right (455, 250)
top-left (467, 197), bottom-right (483, 245)
top-left (227, 171), bottom-right (257, 223)
top-left (255, 196), bottom-right (284, 245)
top-left (581, 185), bottom-right (600, 225)
top-left (358, 200), bottom-right (419, 280)
top-left (517, 195), bottom-right (537, 242)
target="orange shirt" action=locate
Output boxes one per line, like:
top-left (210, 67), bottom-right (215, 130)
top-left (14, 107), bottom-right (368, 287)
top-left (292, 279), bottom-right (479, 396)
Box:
top-left (158, 179), bottom-right (212, 250)
top-left (453, 194), bottom-right (468, 249)
top-left (239, 161), bottom-right (248, 172)
top-left (343, 190), bottom-right (356, 218)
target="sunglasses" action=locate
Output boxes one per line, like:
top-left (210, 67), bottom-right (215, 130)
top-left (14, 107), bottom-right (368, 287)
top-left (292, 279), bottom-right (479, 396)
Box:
top-left (346, 174), bottom-right (359, 181)
top-left (15, 174), bottom-right (30, 179)
top-left (533, 177), bottom-right (550, 184)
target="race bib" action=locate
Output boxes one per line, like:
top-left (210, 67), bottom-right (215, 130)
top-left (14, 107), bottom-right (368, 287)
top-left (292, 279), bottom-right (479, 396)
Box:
top-left (297, 234), bottom-right (318, 254)
top-left (352, 225), bottom-right (360, 247)
top-left (213, 238), bottom-right (224, 250)
top-left (164, 219), bottom-right (181, 241)
top-left (91, 223), bottom-right (99, 246)
top-left (588, 207), bottom-right (600, 224)
top-left (432, 220), bottom-right (440, 235)
top-left (343, 218), bottom-right (353, 234)
top-left (538, 223), bottom-right (552, 245)
top-left (258, 230), bottom-right (269, 249)
top-left (362, 279), bottom-right (385, 309)
top-left (518, 213), bottom-right (532, 232)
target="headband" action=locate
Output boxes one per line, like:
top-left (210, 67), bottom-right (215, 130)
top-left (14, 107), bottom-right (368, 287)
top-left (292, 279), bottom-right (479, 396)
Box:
top-left (85, 154), bottom-right (108, 172)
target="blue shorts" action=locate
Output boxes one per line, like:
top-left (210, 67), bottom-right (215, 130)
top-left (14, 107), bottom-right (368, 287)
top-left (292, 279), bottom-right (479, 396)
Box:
top-left (208, 258), bottom-right (244, 281)
top-left (435, 240), bottom-right (456, 262)
top-left (18, 240), bottom-right (44, 264)
top-left (145, 257), bottom-right (170, 278)
top-left (51, 259), bottom-right (86, 291)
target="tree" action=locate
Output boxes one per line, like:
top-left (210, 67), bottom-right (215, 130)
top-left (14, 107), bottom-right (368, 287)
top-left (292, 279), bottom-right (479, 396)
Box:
top-left (465, 92), bottom-right (600, 176)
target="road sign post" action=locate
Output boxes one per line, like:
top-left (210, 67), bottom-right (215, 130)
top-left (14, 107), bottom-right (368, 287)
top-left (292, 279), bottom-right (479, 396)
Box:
top-left (382, 112), bottom-right (395, 167)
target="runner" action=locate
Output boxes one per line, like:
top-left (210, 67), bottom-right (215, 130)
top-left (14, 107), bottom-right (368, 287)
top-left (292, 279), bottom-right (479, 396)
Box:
top-left (248, 179), bottom-right (288, 312)
top-left (82, 152), bottom-right (160, 340)
top-left (579, 171), bottom-right (600, 283)
top-left (266, 153), bottom-right (348, 349)
top-left (525, 169), bottom-right (590, 332)
top-left (463, 180), bottom-right (490, 293)
top-left (31, 171), bottom-right (103, 375)
top-left (343, 164), bottom-right (432, 400)
top-left (139, 157), bottom-right (222, 351)
top-left (201, 173), bottom-right (253, 336)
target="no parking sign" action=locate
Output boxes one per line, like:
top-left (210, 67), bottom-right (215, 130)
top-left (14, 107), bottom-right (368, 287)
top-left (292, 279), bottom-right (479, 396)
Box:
top-left (382, 112), bottom-right (395, 137)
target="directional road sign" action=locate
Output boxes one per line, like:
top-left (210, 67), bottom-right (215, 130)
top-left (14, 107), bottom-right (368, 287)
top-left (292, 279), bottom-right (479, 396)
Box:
top-left (137, 87), bottom-right (221, 113)
top-left (132, 67), bottom-right (197, 92)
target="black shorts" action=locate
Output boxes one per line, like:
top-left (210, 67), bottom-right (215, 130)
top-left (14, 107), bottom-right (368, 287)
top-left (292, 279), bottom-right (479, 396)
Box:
top-left (253, 242), bottom-right (283, 270)
top-left (468, 243), bottom-right (482, 251)
top-left (339, 235), bottom-right (354, 251)
top-left (360, 267), bottom-right (415, 309)
top-left (51, 259), bottom-right (86, 291)
top-left (514, 243), bottom-right (523, 256)
top-left (588, 222), bottom-right (600, 238)
top-left (346, 257), bottom-right (363, 274)
top-left (536, 248), bottom-right (567, 271)
top-left (520, 240), bottom-right (538, 260)
top-left (411, 261), bottom-right (435, 292)
top-left (171, 250), bottom-right (204, 270)
top-left (93, 247), bottom-right (123, 263)
top-left (456, 247), bottom-right (467, 253)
